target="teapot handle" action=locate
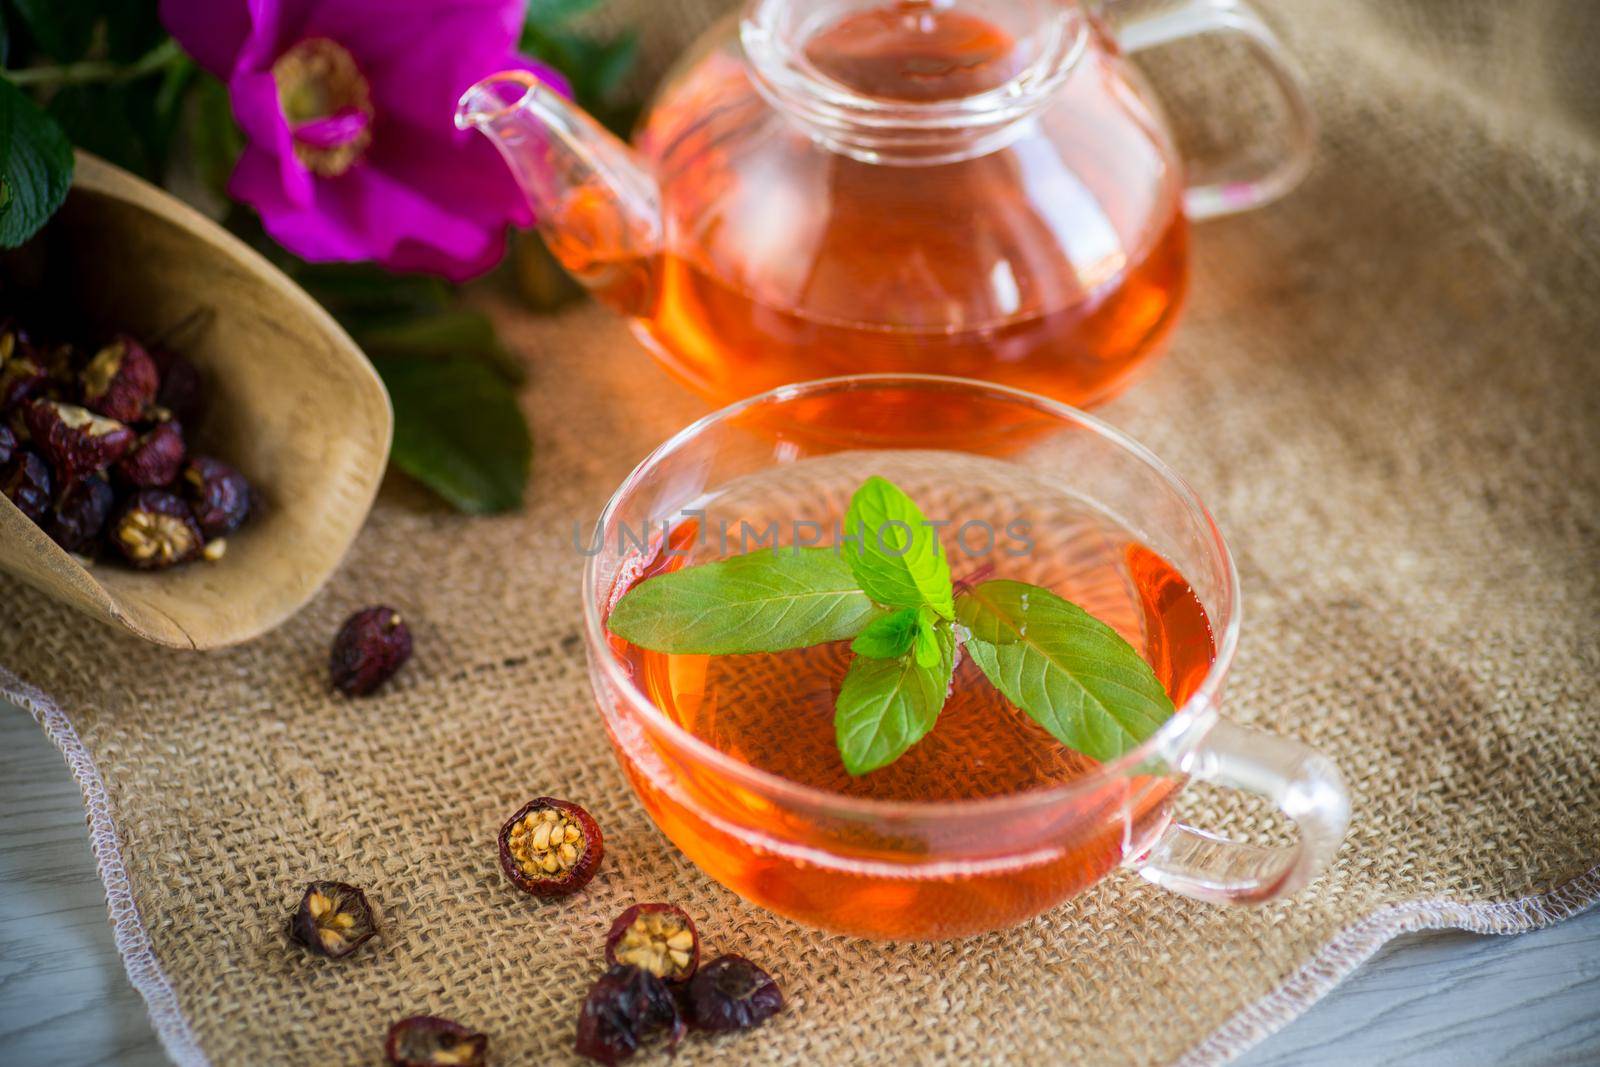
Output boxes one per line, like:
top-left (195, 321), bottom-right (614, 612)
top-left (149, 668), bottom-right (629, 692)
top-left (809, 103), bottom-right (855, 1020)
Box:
top-left (1113, 0), bottom-right (1317, 221)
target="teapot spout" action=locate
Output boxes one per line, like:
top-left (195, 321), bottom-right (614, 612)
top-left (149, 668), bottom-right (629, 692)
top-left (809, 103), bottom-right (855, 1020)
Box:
top-left (457, 71), bottom-right (661, 316)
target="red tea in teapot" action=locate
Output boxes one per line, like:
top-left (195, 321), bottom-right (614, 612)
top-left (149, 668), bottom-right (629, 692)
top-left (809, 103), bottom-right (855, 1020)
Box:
top-left (525, 1), bottom-right (1192, 409)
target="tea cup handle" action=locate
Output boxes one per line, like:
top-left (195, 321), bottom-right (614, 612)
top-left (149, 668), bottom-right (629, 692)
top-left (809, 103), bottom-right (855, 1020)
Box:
top-left (1132, 717), bottom-right (1350, 904)
top-left (1113, 0), bottom-right (1317, 221)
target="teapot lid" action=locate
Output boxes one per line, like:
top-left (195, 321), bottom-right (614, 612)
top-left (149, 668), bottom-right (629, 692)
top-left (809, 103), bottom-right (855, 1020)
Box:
top-left (742, 0), bottom-right (1089, 162)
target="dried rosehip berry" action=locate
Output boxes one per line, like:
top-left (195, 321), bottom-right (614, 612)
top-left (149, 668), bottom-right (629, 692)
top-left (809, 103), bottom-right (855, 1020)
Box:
top-left (48, 476), bottom-right (114, 554)
top-left (1, 449), bottom-right (51, 523)
top-left (6, 406), bottom-right (29, 445)
top-left (0, 320), bottom-right (29, 358)
top-left (574, 965), bottom-right (686, 1065)
top-left (330, 607), bottom-right (413, 696)
top-left (384, 1015), bottom-right (488, 1067)
top-left (81, 335), bottom-right (159, 423)
top-left (288, 881), bottom-right (377, 959)
top-left (605, 904), bottom-right (699, 983)
top-left (36, 341), bottom-right (79, 385)
top-left (684, 955), bottom-right (783, 1033)
top-left (151, 348), bottom-right (205, 427)
top-left (115, 421), bottom-right (186, 488)
top-left (182, 455), bottom-right (251, 538)
top-left (0, 424), bottom-right (13, 467)
top-left (0, 353), bottom-right (46, 413)
top-left (499, 797), bottom-right (603, 897)
top-left (25, 400), bottom-right (135, 481)
top-left (110, 489), bottom-right (203, 570)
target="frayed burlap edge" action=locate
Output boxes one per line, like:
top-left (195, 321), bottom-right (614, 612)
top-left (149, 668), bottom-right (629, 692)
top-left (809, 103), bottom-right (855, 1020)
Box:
top-left (0, 665), bottom-right (208, 1067)
top-left (6, 663), bottom-right (1595, 1067)
top-left (1173, 868), bottom-right (1600, 1066)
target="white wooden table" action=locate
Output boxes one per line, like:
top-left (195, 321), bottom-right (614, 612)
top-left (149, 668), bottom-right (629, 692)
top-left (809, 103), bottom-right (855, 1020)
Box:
top-left (2, 699), bottom-right (1597, 1066)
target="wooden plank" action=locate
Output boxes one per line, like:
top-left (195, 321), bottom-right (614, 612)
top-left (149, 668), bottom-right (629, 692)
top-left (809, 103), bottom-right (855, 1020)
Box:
top-left (0, 701), bottom-right (167, 1067)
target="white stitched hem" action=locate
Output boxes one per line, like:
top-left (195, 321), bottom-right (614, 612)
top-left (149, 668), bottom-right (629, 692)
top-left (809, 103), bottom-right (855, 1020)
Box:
top-left (1174, 866), bottom-right (1600, 1065)
top-left (1, 666), bottom-right (210, 1067)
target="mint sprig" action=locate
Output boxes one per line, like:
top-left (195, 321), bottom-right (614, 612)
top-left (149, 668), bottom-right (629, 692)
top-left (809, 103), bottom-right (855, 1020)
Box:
top-left (606, 477), bottom-right (1178, 774)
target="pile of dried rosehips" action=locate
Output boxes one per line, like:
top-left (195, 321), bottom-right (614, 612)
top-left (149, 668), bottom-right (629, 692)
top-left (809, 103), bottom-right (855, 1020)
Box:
top-left (0, 317), bottom-right (252, 568)
top-left (491, 801), bottom-right (785, 1059)
top-left (576, 901), bottom-right (784, 1063)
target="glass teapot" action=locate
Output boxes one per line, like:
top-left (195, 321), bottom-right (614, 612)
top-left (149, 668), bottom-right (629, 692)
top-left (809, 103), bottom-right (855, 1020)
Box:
top-left (458, 0), bottom-right (1312, 409)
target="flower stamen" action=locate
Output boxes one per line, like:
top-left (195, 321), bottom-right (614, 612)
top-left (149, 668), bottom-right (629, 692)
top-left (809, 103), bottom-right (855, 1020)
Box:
top-left (272, 38), bottom-right (374, 177)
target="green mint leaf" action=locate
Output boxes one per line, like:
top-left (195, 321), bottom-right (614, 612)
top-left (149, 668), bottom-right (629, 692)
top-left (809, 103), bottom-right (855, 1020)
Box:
top-left (850, 607), bottom-right (918, 659)
top-left (0, 78), bottom-right (73, 249)
top-left (911, 605), bottom-right (941, 668)
top-left (835, 625), bottom-right (955, 775)
top-left (843, 475), bottom-right (955, 618)
top-left (374, 355), bottom-right (532, 514)
top-left (610, 547), bottom-right (887, 655)
top-left (956, 580), bottom-right (1175, 764)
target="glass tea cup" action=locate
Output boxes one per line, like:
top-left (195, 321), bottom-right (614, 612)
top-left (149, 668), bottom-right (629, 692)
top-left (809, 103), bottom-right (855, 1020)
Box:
top-left (582, 376), bottom-right (1348, 940)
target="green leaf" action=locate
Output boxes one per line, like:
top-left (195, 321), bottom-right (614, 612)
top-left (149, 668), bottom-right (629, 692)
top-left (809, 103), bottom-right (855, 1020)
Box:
top-left (347, 308), bottom-right (525, 385)
top-left (48, 84), bottom-right (151, 178)
top-left (843, 475), bottom-right (955, 618)
top-left (190, 73), bottom-right (243, 199)
top-left (955, 580), bottom-right (1175, 764)
top-left (590, 31), bottom-right (639, 97)
top-left (525, 0), bottom-right (605, 25)
top-left (104, 0), bottom-right (166, 62)
top-left (374, 355), bottom-right (532, 514)
top-left (520, 22), bottom-right (640, 133)
top-left (7, 0), bottom-right (94, 60)
top-left (609, 547), bottom-right (886, 656)
top-left (154, 55), bottom-right (198, 125)
top-left (47, 71), bottom-right (191, 183)
top-left (294, 261), bottom-right (450, 315)
top-left (851, 607), bottom-right (918, 659)
top-left (911, 605), bottom-right (941, 668)
top-left (835, 625), bottom-right (955, 775)
top-left (0, 78), bottom-right (73, 248)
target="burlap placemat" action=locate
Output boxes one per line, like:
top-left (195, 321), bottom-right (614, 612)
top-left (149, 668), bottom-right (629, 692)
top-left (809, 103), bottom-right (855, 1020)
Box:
top-left (3, 1), bottom-right (1597, 1063)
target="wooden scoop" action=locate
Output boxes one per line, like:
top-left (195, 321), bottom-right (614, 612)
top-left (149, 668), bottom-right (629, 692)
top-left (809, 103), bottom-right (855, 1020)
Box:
top-left (0, 154), bottom-right (392, 649)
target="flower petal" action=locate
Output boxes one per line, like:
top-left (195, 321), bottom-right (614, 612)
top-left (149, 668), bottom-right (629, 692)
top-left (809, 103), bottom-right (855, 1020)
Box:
top-left (239, 155), bottom-right (505, 281)
top-left (227, 69), bottom-right (315, 209)
top-left (159, 0), bottom-right (258, 77)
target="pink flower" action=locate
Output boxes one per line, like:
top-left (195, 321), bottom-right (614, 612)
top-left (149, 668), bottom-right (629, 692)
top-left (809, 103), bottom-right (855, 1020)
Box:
top-left (161, 0), bottom-right (563, 281)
